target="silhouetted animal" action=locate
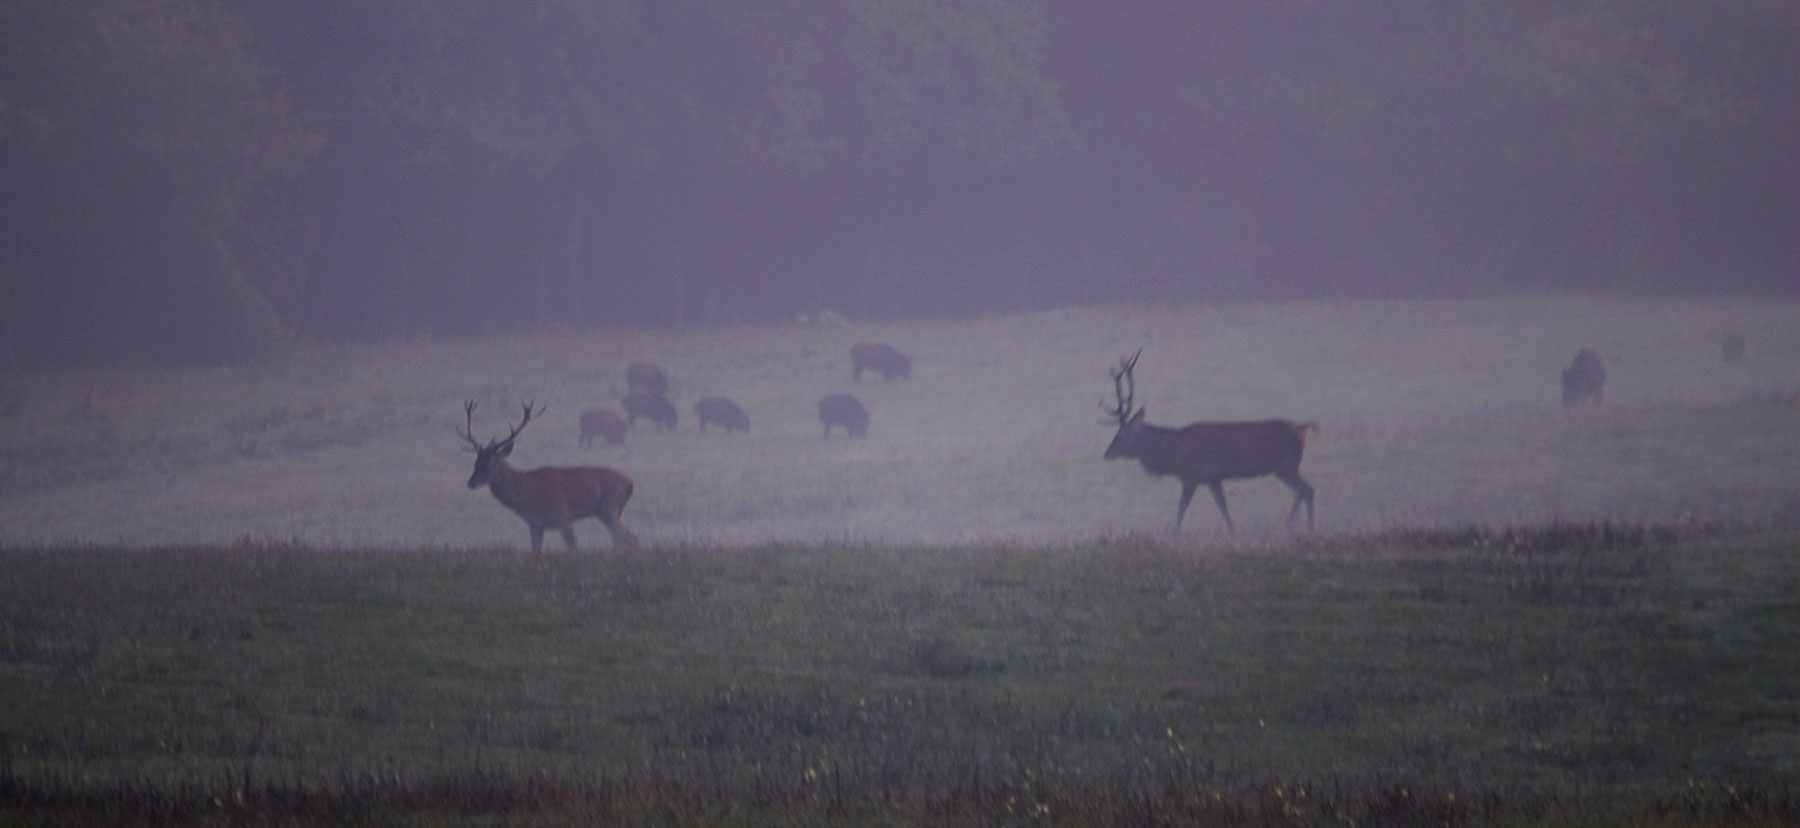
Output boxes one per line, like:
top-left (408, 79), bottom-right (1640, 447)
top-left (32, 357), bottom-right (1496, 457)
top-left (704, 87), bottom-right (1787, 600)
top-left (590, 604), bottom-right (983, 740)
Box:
top-left (458, 401), bottom-right (638, 550)
top-left (1560, 347), bottom-right (1607, 411)
top-left (694, 397), bottom-right (750, 433)
top-left (623, 389), bottom-right (678, 429)
top-left (579, 407), bottom-right (626, 446)
top-left (850, 342), bottom-right (911, 381)
top-left (626, 361), bottom-right (668, 396)
top-left (1102, 351), bottom-right (1316, 532)
top-left (818, 393), bottom-right (869, 438)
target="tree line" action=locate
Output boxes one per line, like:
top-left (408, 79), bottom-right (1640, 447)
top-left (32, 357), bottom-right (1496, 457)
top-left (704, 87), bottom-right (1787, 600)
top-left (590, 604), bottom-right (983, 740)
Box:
top-left (2, 0), bottom-right (1795, 368)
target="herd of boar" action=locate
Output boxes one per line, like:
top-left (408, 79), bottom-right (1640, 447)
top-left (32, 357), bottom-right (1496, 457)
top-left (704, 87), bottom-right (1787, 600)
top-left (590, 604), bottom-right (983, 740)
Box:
top-left (462, 341), bottom-right (907, 549)
top-left (575, 342), bottom-right (906, 447)
top-left (466, 338), bottom-right (1611, 550)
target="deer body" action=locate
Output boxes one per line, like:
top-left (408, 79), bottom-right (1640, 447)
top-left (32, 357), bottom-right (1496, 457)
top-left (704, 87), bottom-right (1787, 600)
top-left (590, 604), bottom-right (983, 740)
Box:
top-left (1107, 413), bottom-right (1316, 531)
top-left (1103, 352), bottom-right (1316, 532)
top-left (461, 401), bottom-right (639, 550)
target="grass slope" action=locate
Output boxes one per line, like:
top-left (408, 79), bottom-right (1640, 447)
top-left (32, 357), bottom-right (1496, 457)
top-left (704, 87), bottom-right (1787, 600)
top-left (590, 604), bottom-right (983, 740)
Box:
top-left (2, 526), bottom-right (1798, 824)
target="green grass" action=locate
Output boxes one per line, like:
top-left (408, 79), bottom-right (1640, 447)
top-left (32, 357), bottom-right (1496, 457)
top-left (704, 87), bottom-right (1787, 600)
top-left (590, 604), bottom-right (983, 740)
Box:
top-left (2, 527), bottom-right (1798, 824)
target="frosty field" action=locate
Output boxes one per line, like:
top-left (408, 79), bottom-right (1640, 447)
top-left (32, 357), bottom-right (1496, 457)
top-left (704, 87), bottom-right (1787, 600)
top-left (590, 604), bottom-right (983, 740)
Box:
top-left (1, 298), bottom-right (1796, 547)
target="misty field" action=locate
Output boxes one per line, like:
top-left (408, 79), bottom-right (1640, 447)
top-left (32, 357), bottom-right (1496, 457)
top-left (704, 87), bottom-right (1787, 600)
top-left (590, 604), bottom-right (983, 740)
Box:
top-left (1, 298), bottom-right (1798, 546)
top-left (3, 298), bottom-right (1800, 824)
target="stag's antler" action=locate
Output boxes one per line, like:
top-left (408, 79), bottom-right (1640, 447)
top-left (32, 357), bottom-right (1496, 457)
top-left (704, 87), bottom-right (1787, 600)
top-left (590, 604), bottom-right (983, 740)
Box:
top-left (501, 401), bottom-right (541, 447)
top-left (457, 400), bottom-right (484, 451)
top-left (1101, 349), bottom-right (1141, 424)
top-left (457, 400), bottom-right (542, 451)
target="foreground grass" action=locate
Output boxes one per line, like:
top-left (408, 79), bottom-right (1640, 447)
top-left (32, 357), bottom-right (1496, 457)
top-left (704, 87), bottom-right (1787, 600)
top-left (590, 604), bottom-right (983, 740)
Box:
top-left (2, 525), bottom-right (1798, 824)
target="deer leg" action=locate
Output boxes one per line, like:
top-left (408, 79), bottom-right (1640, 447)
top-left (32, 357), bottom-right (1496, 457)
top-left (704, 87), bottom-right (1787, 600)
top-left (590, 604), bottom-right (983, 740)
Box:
top-left (1206, 481), bottom-right (1235, 533)
top-left (596, 504), bottom-right (639, 548)
top-left (528, 526), bottom-right (545, 553)
top-left (606, 519), bottom-right (639, 548)
top-left (1174, 480), bottom-right (1201, 531)
top-left (559, 525), bottom-right (578, 550)
top-left (1277, 470), bottom-right (1315, 531)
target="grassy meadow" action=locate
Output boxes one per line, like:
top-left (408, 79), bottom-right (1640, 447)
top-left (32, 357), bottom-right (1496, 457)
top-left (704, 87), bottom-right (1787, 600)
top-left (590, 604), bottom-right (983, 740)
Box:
top-left (1, 297), bottom-right (1797, 545)
top-left (2, 528), bottom-right (1798, 825)
top-left (2, 297), bottom-right (1800, 824)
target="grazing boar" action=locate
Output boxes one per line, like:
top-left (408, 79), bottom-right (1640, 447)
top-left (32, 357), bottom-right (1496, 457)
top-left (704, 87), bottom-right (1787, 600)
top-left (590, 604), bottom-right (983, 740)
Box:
top-left (818, 393), bottom-right (869, 438)
top-left (694, 396), bottom-right (750, 433)
top-left (1560, 347), bottom-right (1607, 411)
top-left (850, 342), bottom-right (911, 381)
top-left (579, 407), bottom-right (627, 446)
top-left (626, 361), bottom-right (668, 396)
top-left (623, 389), bottom-right (678, 430)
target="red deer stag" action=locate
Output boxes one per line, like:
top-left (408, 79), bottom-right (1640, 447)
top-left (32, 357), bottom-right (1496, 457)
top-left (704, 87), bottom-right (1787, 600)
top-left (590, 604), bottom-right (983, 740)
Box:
top-left (1102, 351), bottom-right (1317, 532)
top-left (459, 401), bottom-right (639, 550)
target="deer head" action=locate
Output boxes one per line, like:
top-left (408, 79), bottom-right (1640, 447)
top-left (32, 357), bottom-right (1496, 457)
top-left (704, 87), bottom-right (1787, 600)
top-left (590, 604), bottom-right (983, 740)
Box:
top-left (457, 400), bottom-right (540, 489)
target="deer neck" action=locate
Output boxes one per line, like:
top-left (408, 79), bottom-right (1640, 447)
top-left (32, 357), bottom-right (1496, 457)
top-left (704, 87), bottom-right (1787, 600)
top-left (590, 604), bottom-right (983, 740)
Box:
top-left (1124, 424), bottom-right (1185, 475)
top-left (483, 459), bottom-right (537, 513)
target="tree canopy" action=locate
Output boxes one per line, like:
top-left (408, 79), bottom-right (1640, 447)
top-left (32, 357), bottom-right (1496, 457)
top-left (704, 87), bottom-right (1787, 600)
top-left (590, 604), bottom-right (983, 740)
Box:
top-left (1, 0), bottom-right (1793, 367)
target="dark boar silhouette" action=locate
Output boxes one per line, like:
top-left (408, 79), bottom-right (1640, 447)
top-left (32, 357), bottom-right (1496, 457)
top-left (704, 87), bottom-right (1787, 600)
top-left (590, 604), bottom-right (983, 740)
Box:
top-left (694, 397), bottom-right (750, 433)
top-left (579, 407), bottom-right (626, 446)
top-left (818, 393), bottom-right (869, 438)
top-left (850, 342), bottom-right (911, 381)
top-left (1560, 347), bottom-right (1607, 411)
top-left (625, 361), bottom-right (668, 396)
top-left (623, 389), bottom-right (678, 430)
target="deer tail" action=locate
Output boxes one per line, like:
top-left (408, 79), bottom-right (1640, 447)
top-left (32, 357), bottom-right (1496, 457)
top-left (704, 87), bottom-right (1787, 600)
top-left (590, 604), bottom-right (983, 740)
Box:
top-left (1294, 421), bottom-right (1321, 441)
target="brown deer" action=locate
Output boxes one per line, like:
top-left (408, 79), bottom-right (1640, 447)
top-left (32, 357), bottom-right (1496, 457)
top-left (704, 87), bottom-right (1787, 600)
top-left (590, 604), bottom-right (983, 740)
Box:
top-left (459, 401), bottom-right (639, 550)
top-left (1102, 351), bottom-right (1317, 533)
